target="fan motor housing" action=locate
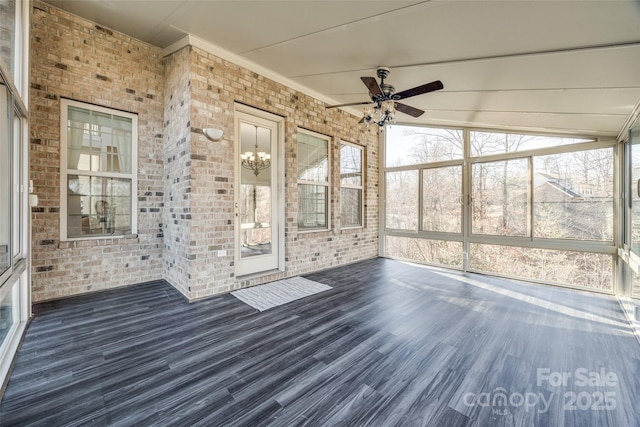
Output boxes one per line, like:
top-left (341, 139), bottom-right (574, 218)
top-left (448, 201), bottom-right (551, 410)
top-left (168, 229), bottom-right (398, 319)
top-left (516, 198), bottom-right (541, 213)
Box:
top-left (380, 83), bottom-right (395, 97)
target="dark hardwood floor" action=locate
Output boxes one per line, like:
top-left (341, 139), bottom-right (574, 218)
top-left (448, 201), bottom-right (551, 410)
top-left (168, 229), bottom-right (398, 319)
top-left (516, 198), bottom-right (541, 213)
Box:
top-left (1, 258), bottom-right (639, 426)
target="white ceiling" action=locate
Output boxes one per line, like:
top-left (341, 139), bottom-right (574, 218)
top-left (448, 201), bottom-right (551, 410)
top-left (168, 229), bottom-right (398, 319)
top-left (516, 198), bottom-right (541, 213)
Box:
top-left (44, 0), bottom-right (640, 138)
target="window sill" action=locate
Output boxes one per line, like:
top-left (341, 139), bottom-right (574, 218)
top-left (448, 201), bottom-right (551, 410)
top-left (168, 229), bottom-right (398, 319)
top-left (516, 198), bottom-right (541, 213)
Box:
top-left (58, 234), bottom-right (139, 249)
top-left (341, 226), bottom-right (364, 231)
top-left (298, 228), bottom-right (330, 235)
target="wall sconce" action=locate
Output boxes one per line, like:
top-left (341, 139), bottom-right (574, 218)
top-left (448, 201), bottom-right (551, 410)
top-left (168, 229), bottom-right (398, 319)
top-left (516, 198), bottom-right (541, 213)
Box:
top-left (203, 128), bottom-right (224, 141)
top-left (201, 128), bottom-right (224, 141)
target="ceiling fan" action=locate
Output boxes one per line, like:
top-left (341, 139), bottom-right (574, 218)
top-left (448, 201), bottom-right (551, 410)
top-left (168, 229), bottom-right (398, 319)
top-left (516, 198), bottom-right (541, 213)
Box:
top-left (326, 67), bottom-right (443, 128)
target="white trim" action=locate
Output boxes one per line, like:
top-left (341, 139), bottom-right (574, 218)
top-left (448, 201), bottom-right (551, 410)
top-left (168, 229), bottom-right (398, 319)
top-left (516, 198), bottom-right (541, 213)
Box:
top-left (617, 100), bottom-right (640, 143)
top-left (59, 99), bottom-right (138, 241)
top-left (20, 0), bottom-right (29, 104)
top-left (234, 105), bottom-right (285, 277)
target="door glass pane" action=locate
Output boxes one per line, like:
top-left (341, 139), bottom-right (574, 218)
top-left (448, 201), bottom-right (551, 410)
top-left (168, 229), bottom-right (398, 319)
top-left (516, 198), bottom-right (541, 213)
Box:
top-left (472, 159), bottom-right (530, 236)
top-left (534, 148), bottom-right (613, 241)
top-left (240, 123), bottom-right (272, 258)
top-left (386, 170), bottom-right (418, 230)
top-left (0, 82), bottom-right (9, 275)
top-left (422, 165), bottom-right (462, 233)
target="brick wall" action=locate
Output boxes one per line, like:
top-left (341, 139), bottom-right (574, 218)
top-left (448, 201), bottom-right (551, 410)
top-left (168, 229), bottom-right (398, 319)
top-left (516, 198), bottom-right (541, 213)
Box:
top-left (165, 46), bottom-right (380, 299)
top-left (30, 2), bottom-right (380, 302)
top-left (162, 46), bottom-right (192, 297)
top-left (30, 2), bottom-right (165, 301)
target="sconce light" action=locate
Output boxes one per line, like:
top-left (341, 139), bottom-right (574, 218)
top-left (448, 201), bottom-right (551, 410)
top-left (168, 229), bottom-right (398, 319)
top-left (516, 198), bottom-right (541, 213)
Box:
top-left (202, 128), bottom-right (224, 141)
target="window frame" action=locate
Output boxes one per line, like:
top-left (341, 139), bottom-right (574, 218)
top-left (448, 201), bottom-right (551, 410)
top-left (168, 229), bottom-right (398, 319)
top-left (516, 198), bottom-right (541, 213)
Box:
top-left (382, 123), bottom-right (618, 293)
top-left (339, 141), bottom-right (364, 229)
top-left (59, 99), bottom-right (138, 241)
top-left (12, 109), bottom-right (25, 261)
top-left (296, 128), bottom-right (331, 233)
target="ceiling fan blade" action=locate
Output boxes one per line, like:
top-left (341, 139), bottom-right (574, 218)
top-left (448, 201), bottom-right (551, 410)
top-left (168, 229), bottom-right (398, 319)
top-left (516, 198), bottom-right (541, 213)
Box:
top-left (326, 101), bottom-right (374, 109)
top-left (395, 102), bottom-right (425, 118)
top-left (361, 76), bottom-right (383, 97)
top-left (394, 80), bottom-right (444, 100)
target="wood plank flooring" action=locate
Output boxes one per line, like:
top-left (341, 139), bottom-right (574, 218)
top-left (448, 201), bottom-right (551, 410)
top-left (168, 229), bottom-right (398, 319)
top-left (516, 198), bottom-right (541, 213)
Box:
top-left (1, 258), bottom-right (639, 426)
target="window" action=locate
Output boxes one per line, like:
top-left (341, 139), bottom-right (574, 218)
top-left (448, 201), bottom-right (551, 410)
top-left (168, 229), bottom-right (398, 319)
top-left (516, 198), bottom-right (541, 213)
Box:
top-left (0, 0), bottom-right (16, 78)
top-left (386, 170), bottom-right (418, 231)
top-left (386, 236), bottom-right (463, 268)
top-left (471, 131), bottom-right (594, 157)
top-left (386, 125), bottom-right (463, 167)
top-left (0, 0), bottom-right (24, 93)
top-left (534, 149), bottom-right (614, 241)
top-left (12, 112), bottom-right (22, 258)
top-left (0, 0), bottom-right (27, 394)
top-left (384, 124), bottom-right (616, 291)
top-left (340, 142), bottom-right (363, 228)
top-left (0, 82), bottom-right (9, 276)
top-left (469, 244), bottom-right (613, 292)
top-left (60, 99), bottom-right (137, 239)
top-left (297, 130), bottom-right (330, 231)
top-left (471, 159), bottom-right (530, 237)
top-left (422, 165), bottom-right (462, 233)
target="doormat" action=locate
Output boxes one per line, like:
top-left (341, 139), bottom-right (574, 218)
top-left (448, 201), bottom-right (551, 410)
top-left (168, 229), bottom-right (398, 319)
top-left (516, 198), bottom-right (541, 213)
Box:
top-left (231, 276), bottom-right (332, 311)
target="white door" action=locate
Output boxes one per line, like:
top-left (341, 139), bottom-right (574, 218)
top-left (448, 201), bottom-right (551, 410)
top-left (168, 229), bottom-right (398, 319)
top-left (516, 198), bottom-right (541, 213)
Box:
top-left (234, 108), bottom-right (283, 276)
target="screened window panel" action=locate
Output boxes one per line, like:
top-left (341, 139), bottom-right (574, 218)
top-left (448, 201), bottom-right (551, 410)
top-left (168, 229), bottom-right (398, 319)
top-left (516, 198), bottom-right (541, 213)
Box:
top-left (386, 236), bottom-right (463, 268)
top-left (533, 149), bottom-right (613, 241)
top-left (470, 243), bottom-right (613, 292)
top-left (422, 166), bottom-right (462, 233)
top-left (0, 283), bottom-right (18, 347)
top-left (0, 83), bottom-right (9, 274)
top-left (386, 126), bottom-right (463, 167)
top-left (12, 114), bottom-right (21, 258)
top-left (0, 0), bottom-right (16, 76)
top-left (386, 170), bottom-right (418, 230)
top-left (471, 159), bottom-right (530, 237)
top-left (471, 131), bottom-right (594, 157)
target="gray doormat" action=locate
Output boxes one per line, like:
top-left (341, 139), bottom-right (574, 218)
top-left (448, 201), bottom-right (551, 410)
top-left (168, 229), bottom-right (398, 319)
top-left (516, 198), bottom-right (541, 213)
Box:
top-left (231, 276), bottom-right (332, 311)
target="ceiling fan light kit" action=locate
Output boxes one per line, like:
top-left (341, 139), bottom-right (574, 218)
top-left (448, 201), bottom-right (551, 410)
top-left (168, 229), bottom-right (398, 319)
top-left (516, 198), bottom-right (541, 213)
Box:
top-left (363, 100), bottom-right (397, 131)
top-left (326, 67), bottom-right (444, 131)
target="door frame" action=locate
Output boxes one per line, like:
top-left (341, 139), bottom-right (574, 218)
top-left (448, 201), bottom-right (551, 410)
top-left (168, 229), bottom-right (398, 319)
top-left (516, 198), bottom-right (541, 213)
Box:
top-left (234, 104), bottom-right (285, 278)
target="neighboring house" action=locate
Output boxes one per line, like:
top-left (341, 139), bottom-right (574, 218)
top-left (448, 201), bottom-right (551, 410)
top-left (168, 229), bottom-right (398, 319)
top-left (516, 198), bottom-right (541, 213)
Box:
top-left (534, 173), bottom-right (613, 241)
